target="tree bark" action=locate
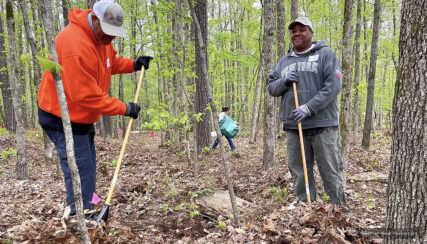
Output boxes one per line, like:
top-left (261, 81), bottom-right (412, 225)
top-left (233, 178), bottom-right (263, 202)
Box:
top-left (339, 0), bottom-right (354, 189)
top-left (17, 0), bottom-right (54, 158)
top-left (100, 90), bottom-right (114, 138)
top-left (249, 58), bottom-right (262, 144)
top-left (192, 0), bottom-right (211, 153)
top-left (102, 117), bottom-right (113, 138)
top-left (117, 39), bottom-right (127, 138)
top-left (386, 1), bottom-right (427, 243)
top-left (173, 0), bottom-right (192, 162)
top-left (262, 0), bottom-right (276, 170)
top-left (39, 0), bottom-right (90, 242)
top-left (6, 0), bottom-right (27, 180)
top-left (188, 0), bottom-right (240, 227)
top-left (0, 13), bottom-right (15, 132)
top-left (61, 0), bottom-right (69, 26)
top-left (87, 0), bottom-right (96, 9)
top-left (291, 0), bottom-right (298, 21)
top-left (352, 0), bottom-right (362, 137)
top-left (249, 13), bottom-right (264, 144)
top-left (16, 17), bottom-right (27, 128)
top-left (361, 0), bottom-right (381, 150)
top-left (275, 0), bottom-right (285, 136)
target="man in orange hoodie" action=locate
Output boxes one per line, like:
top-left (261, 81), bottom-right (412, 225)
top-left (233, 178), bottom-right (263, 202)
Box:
top-left (37, 0), bottom-right (152, 217)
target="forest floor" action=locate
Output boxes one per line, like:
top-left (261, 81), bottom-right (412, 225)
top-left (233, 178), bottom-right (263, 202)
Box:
top-left (0, 128), bottom-right (392, 243)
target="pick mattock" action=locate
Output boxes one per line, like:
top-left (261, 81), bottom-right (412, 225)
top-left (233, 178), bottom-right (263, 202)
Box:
top-left (96, 67), bottom-right (146, 224)
top-left (292, 82), bottom-right (311, 203)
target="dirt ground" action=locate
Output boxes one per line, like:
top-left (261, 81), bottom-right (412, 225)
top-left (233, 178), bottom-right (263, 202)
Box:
top-left (0, 128), bottom-right (392, 243)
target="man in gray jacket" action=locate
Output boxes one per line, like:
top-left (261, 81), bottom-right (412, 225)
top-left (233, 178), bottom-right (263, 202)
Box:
top-left (268, 17), bottom-right (346, 208)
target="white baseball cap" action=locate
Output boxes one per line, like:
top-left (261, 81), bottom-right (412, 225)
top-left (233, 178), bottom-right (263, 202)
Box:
top-left (288, 17), bottom-right (313, 31)
top-left (93, 0), bottom-right (126, 37)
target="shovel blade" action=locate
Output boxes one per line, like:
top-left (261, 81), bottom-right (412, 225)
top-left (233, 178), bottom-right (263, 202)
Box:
top-left (96, 204), bottom-right (110, 223)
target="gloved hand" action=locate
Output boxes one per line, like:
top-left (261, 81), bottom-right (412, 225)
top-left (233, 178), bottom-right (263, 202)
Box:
top-left (291, 104), bottom-right (311, 123)
top-left (133, 56), bottom-right (153, 71)
top-left (125, 103), bottom-right (141, 119)
top-left (268, 71), bottom-right (280, 82)
top-left (284, 71), bottom-right (298, 87)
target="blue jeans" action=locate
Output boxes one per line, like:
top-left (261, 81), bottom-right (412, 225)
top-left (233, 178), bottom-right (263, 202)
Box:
top-left (39, 109), bottom-right (96, 216)
top-left (212, 136), bottom-right (236, 150)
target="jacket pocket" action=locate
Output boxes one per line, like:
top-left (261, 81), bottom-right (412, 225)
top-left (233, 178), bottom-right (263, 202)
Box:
top-left (288, 91), bottom-right (310, 107)
top-left (283, 90), bottom-right (311, 121)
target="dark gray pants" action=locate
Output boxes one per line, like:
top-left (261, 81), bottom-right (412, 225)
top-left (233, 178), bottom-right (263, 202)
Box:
top-left (286, 130), bottom-right (346, 206)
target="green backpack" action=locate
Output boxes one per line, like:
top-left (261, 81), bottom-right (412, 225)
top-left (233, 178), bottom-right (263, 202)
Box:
top-left (219, 116), bottom-right (239, 138)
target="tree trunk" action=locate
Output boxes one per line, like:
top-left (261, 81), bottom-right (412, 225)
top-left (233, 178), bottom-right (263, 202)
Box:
top-left (117, 39), bottom-right (127, 138)
top-left (98, 118), bottom-right (106, 138)
top-left (61, 0), bottom-right (69, 26)
top-left (188, 0), bottom-right (240, 227)
top-left (173, 0), bottom-right (192, 162)
top-left (386, 1), bottom-right (426, 243)
top-left (249, 13), bottom-right (264, 144)
top-left (362, 1), bottom-right (369, 105)
top-left (361, 0), bottom-right (381, 149)
top-left (87, 0), bottom-right (96, 9)
top-left (275, 0), bottom-right (286, 137)
top-left (151, 0), bottom-right (173, 143)
top-left (250, 59), bottom-right (262, 144)
top-left (6, 0), bottom-right (27, 180)
top-left (102, 116), bottom-right (113, 138)
top-left (192, 0), bottom-right (211, 153)
top-left (0, 14), bottom-right (15, 132)
top-left (18, 0), bottom-right (54, 158)
top-left (339, 0), bottom-right (354, 189)
top-left (291, 0), bottom-right (298, 20)
top-left (378, 60), bottom-right (389, 129)
top-left (129, 1), bottom-right (139, 131)
top-left (39, 0), bottom-right (90, 242)
top-left (352, 0), bottom-right (362, 138)
top-left (262, 0), bottom-right (276, 170)
top-left (255, 81), bottom-right (265, 141)
top-left (16, 18), bottom-right (27, 128)
top-left (100, 89), bottom-right (114, 138)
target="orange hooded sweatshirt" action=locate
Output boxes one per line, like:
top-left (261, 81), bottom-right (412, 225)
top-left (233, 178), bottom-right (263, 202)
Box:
top-left (38, 8), bottom-right (135, 124)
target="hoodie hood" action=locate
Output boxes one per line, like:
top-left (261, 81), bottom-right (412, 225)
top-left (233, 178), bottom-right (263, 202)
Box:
top-left (288, 41), bottom-right (328, 57)
top-left (67, 8), bottom-right (98, 44)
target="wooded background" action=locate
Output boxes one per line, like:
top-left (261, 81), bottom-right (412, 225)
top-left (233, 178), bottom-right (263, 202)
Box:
top-left (2, 1), bottom-right (426, 242)
top-left (0, 0), bottom-right (399, 155)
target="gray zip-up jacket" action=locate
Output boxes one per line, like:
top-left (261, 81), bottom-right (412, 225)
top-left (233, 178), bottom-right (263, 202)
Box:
top-left (267, 41), bottom-right (342, 130)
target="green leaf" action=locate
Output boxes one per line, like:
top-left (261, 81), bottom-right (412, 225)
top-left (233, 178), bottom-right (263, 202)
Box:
top-left (161, 204), bottom-right (169, 211)
top-left (36, 56), bottom-right (63, 73)
top-left (218, 221), bottom-right (227, 228)
top-left (20, 53), bottom-right (31, 64)
top-left (321, 193), bottom-right (330, 202)
top-left (0, 128), bottom-right (10, 136)
top-left (1, 148), bottom-right (17, 159)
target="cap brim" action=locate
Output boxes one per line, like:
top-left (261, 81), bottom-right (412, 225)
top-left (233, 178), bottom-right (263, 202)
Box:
top-left (100, 21), bottom-right (126, 38)
top-left (288, 21), bottom-right (313, 31)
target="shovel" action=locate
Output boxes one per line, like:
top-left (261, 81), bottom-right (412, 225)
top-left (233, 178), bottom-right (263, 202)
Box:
top-left (292, 82), bottom-right (311, 203)
top-left (96, 67), bottom-right (146, 224)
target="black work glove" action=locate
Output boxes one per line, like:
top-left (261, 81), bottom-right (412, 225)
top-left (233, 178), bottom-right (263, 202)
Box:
top-left (133, 56), bottom-right (153, 71)
top-left (284, 70), bottom-right (298, 87)
top-left (125, 103), bottom-right (141, 119)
